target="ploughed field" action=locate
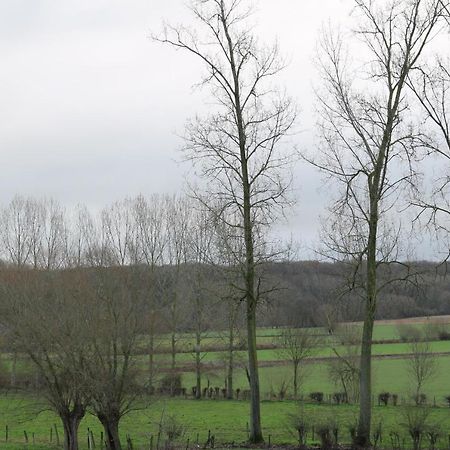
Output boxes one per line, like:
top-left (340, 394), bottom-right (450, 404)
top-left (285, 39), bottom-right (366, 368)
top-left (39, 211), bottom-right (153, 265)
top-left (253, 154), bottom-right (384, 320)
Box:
top-left (1, 315), bottom-right (450, 449)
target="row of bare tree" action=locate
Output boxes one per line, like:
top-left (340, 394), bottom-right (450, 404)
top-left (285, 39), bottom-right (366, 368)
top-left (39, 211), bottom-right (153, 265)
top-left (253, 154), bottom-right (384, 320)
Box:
top-left (0, 194), bottom-right (257, 450)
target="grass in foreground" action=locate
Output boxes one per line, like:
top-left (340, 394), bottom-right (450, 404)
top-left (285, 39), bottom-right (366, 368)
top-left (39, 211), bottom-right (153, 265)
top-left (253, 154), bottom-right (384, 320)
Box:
top-left (0, 396), bottom-right (450, 449)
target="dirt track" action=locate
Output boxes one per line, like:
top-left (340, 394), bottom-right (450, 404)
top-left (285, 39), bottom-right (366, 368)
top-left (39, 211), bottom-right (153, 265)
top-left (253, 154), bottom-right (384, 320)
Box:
top-left (158, 350), bottom-right (450, 373)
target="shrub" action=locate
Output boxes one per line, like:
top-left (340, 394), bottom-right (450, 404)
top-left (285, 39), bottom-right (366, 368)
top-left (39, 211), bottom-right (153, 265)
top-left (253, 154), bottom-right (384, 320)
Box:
top-left (309, 392), bottom-right (324, 403)
top-left (378, 392), bottom-right (390, 406)
top-left (288, 412), bottom-right (308, 447)
top-left (397, 324), bottom-right (422, 342)
top-left (401, 407), bottom-right (430, 450)
top-left (444, 395), bottom-right (450, 407)
top-left (332, 392), bottom-right (347, 405)
top-left (162, 414), bottom-right (185, 446)
top-left (427, 425), bottom-right (441, 450)
top-left (372, 421), bottom-right (383, 449)
top-left (413, 393), bottom-right (427, 406)
top-left (315, 418), bottom-right (338, 449)
top-left (159, 374), bottom-right (182, 396)
top-left (270, 380), bottom-right (288, 400)
top-left (437, 329), bottom-right (450, 340)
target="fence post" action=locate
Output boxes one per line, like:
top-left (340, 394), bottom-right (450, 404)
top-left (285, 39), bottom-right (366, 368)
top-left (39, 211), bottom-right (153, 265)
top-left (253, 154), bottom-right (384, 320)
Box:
top-left (90, 429), bottom-right (96, 449)
top-left (5, 425), bottom-right (8, 442)
top-left (54, 423), bottom-right (60, 446)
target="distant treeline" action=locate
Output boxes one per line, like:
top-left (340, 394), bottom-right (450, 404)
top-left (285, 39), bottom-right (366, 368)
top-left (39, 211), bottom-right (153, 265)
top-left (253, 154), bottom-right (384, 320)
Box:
top-left (0, 259), bottom-right (447, 332)
top-left (261, 261), bottom-right (450, 327)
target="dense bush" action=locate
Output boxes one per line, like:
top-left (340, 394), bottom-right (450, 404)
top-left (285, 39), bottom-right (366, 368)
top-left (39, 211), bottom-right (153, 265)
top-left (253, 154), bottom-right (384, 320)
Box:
top-left (309, 392), bottom-right (324, 403)
top-left (378, 392), bottom-right (391, 406)
top-left (159, 374), bottom-right (183, 396)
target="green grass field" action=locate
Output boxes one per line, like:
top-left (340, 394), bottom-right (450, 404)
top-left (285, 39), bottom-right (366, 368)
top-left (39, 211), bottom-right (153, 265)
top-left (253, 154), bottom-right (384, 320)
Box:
top-left (1, 396), bottom-right (450, 450)
top-left (1, 318), bottom-right (450, 449)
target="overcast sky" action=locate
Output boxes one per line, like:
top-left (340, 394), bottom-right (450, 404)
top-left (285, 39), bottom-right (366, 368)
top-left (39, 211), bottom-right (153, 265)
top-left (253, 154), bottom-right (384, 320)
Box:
top-left (0, 0), bottom-right (441, 259)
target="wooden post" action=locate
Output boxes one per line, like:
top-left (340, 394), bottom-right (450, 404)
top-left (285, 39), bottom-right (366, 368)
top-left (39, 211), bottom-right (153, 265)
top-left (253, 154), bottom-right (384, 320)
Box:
top-left (150, 434), bottom-right (154, 450)
top-left (24, 430), bottom-right (28, 443)
top-left (50, 427), bottom-right (53, 443)
top-left (5, 425), bottom-right (8, 442)
top-left (54, 423), bottom-right (60, 446)
top-left (90, 429), bottom-right (96, 449)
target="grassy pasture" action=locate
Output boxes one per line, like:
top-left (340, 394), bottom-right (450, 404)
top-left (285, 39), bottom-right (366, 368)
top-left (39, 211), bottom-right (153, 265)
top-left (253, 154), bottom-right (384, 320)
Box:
top-left (1, 397), bottom-right (450, 450)
top-left (1, 317), bottom-right (450, 449)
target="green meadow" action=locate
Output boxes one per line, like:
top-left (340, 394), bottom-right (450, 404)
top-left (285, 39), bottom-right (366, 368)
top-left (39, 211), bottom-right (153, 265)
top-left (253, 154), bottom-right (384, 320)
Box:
top-left (1, 318), bottom-right (450, 449)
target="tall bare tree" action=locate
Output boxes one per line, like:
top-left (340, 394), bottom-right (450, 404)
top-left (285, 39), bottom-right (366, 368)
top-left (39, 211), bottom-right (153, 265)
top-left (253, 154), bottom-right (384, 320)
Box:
top-left (185, 208), bottom-right (216, 399)
top-left (0, 195), bottom-right (33, 266)
top-left (155, 0), bottom-right (296, 441)
top-left (133, 194), bottom-right (168, 390)
top-left (312, 0), bottom-right (447, 445)
top-left (101, 199), bottom-right (139, 266)
top-left (165, 196), bottom-right (192, 373)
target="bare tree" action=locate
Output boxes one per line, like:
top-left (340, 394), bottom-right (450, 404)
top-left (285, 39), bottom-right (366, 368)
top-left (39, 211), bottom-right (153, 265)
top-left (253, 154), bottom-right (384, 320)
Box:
top-left (407, 338), bottom-right (437, 405)
top-left (275, 326), bottom-right (318, 399)
top-left (133, 194), bottom-right (168, 391)
top-left (165, 196), bottom-right (192, 374)
top-left (155, 0), bottom-right (296, 441)
top-left (79, 266), bottom-right (145, 450)
top-left (0, 268), bottom-right (89, 450)
top-left (312, 1), bottom-right (447, 445)
top-left (0, 195), bottom-right (33, 266)
top-left (327, 323), bottom-right (361, 404)
top-left (101, 199), bottom-right (139, 266)
top-left (186, 208), bottom-right (215, 399)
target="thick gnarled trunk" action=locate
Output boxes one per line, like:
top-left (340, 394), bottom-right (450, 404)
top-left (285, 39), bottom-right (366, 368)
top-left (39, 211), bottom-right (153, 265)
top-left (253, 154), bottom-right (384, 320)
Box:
top-left (99, 415), bottom-right (122, 450)
top-left (60, 404), bottom-right (85, 450)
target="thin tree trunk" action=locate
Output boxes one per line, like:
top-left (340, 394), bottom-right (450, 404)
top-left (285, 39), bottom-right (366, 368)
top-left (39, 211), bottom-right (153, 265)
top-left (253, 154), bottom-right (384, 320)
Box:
top-left (227, 323), bottom-right (234, 399)
top-left (293, 362), bottom-right (298, 400)
top-left (170, 300), bottom-right (177, 375)
top-left (10, 352), bottom-right (17, 388)
top-left (195, 328), bottom-right (201, 400)
top-left (148, 315), bottom-right (155, 393)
